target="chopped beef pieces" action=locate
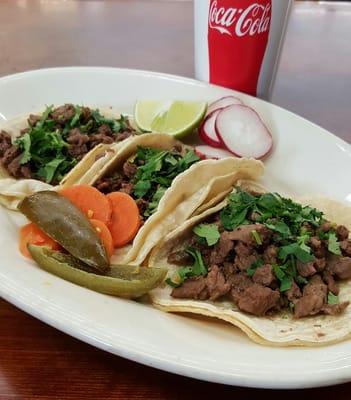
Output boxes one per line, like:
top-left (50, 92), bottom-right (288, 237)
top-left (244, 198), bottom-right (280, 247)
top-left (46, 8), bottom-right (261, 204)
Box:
top-left (293, 276), bottom-right (327, 318)
top-left (89, 133), bottom-right (114, 148)
top-left (136, 198), bottom-right (149, 215)
top-left (27, 114), bottom-right (41, 127)
top-left (171, 277), bottom-right (209, 300)
top-left (94, 175), bottom-right (123, 194)
top-left (2, 146), bottom-right (21, 167)
top-left (234, 247), bottom-right (258, 271)
top-left (224, 224), bottom-right (271, 246)
top-left (327, 256), bottom-right (351, 279)
top-left (209, 233), bottom-right (234, 264)
top-left (319, 222), bottom-right (333, 232)
top-left (66, 128), bottom-right (89, 160)
top-left (263, 245), bottom-right (278, 264)
top-left (229, 273), bottom-right (252, 304)
top-left (322, 302), bottom-right (349, 315)
top-left (0, 130), bottom-right (12, 157)
top-left (206, 265), bottom-right (231, 301)
top-left (323, 271), bottom-right (339, 295)
top-left (285, 281), bottom-right (302, 302)
top-left (314, 257), bottom-right (326, 272)
top-left (252, 264), bottom-right (276, 287)
top-left (116, 130), bottom-right (134, 142)
top-left (237, 284), bottom-right (280, 316)
top-left (8, 155), bottom-right (32, 178)
top-left (51, 104), bottom-right (76, 125)
top-left (310, 236), bottom-right (326, 258)
top-left (168, 190), bottom-right (351, 319)
top-left (120, 182), bottom-right (134, 195)
top-left (297, 261), bottom-right (316, 277)
top-left (170, 266), bottom-right (230, 302)
top-left (123, 161), bottom-right (138, 179)
top-left (167, 250), bottom-right (193, 266)
top-left (336, 225), bottom-right (349, 241)
top-left (340, 240), bottom-right (351, 257)
top-left (0, 104), bottom-right (135, 182)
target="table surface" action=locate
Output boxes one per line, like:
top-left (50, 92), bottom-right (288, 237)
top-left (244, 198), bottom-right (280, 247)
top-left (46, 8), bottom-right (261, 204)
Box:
top-left (0, 0), bottom-right (351, 398)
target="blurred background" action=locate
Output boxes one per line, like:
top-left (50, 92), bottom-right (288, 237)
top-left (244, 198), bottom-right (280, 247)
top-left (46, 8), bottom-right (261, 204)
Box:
top-left (0, 0), bottom-right (350, 142)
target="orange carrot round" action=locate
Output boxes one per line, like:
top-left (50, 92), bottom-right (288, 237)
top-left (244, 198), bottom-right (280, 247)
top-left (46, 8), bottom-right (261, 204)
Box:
top-left (60, 185), bottom-right (112, 225)
top-left (106, 192), bottom-right (141, 248)
top-left (90, 219), bottom-right (114, 258)
top-left (19, 223), bottom-right (61, 259)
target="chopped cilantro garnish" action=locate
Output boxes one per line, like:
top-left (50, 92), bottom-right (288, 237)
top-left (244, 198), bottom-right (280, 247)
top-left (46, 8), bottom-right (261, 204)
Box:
top-left (193, 224), bottom-right (220, 246)
top-left (278, 243), bottom-right (314, 263)
top-left (13, 105), bottom-right (130, 184)
top-left (327, 291), bottom-right (340, 305)
top-left (166, 247), bottom-right (207, 288)
top-left (296, 275), bottom-right (308, 286)
top-left (328, 232), bottom-right (341, 255)
top-left (144, 186), bottom-right (167, 217)
top-left (91, 109), bottom-right (129, 133)
top-left (251, 229), bottom-right (262, 245)
top-left (265, 221), bottom-right (291, 239)
top-left (280, 275), bottom-right (292, 292)
top-left (131, 146), bottom-right (200, 217)
top-left (246, 258), bottom-right (263, 277)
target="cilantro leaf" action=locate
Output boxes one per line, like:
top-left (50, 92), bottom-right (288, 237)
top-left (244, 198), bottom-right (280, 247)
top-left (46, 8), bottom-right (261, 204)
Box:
top-left (278, 243), bottom-right (314, 263)
top-left (280, 275), bottom-right (292, 292)
top-left (246, 258), bottom-right (263, 277)
top-left (297, 233), bottom-right (311, 253)
top-left (166, 266), bottom-right (193, 288)
top-left (251, 229), bottom-right (262, 245)
top-left (133, 180), bottom-right (152, 198)
top-left (296, 275), bottom-right (308, 286)
top-left (15, 133), bottom-right (31, 164)
top-left (272, 264), bottom-right (285, 281)
top-left (92, 110), bottom-right (129, 133)
top-left (328, 232), bottom-right (341, 255)
top-left (37, 158), bottom-right (64, 183)
top-left (166, 247), bottom-right (207, 288)
top-left (144, 186), bottom-right (167, 217)
top-left (193, 224), bottom-right (220, 246)
top-left (187, 248), bottom-right (207, 276)
top-left (265, 221), bottom-right (291, 239)
top-left (327, 291), bottom-right (340, 305)
top-left (131, 147), bottom-right (199, 217)
top-left (70, 105), bottom-right (81, 128)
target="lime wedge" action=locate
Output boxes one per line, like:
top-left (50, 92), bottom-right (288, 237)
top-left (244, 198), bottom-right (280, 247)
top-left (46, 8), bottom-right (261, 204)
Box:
top-left (134, 100), bottom-right (207, 138)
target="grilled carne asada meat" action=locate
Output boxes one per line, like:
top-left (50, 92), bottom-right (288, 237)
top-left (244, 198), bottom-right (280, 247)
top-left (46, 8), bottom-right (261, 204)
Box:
top-left (167, 189), bottom-right (351, 318)
top-left (0, 104), bottom-right (134, 184)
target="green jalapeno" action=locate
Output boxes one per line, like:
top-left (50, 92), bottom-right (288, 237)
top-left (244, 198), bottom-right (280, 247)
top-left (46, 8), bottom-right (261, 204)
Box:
top-left (19, 191), bottom-right (109, 272)
top-left (28, 245), bottom-right (166, 298)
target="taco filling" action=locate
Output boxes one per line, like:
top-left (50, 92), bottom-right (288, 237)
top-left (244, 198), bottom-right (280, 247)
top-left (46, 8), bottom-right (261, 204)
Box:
top-left (95, 145), bottom-right (200, 220)
top-left (0, 104), bottom-right (135, 184)
top-left (166, 189), bottom-right (351, 318)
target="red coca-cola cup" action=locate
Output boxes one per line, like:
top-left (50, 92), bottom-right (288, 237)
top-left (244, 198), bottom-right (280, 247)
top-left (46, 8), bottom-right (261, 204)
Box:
top-left (194, 0), bottom-right (292, 99)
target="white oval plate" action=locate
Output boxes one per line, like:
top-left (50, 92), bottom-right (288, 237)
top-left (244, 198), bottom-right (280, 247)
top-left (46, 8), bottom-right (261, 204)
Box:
top-left (0, 67), bottom-right (351, 390)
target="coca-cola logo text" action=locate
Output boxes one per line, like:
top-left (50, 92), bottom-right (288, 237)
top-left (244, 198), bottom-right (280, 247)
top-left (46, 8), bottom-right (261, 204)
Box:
top-left (209, 1), bottom-right (271, 37)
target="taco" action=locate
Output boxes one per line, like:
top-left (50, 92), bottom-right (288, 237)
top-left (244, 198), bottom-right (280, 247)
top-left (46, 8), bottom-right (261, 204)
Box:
top-left (0, 104), bottom-right (136, 209)
top-left (69, 133), bottom-right (264, 265)
top-left (149, 185), bottom-right (351, 346)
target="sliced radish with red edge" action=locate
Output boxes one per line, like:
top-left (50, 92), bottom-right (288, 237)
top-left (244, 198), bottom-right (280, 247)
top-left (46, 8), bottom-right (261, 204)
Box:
top-left (215, 104), bottom-right (273, 159)
top-left (195, 145), bottom-right (233, 160)
top-left (199, 109), bottom-right (222, 147)
top-left (206, 96), bottom-right (243, 116)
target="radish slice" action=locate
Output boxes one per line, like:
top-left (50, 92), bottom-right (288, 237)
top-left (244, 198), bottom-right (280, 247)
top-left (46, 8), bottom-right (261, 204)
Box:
top-left (199, 109), bottom-right (222, 147)
top-left (206, 96), bottom-right (243, 116)
top-left (215, 105), bottom-right (273, 159)
top-left (195, 145), bottom-right (233, 160)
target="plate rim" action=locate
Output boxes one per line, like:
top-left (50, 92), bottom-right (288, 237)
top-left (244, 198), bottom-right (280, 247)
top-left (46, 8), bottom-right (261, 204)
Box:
top-left (0, 66), bottom-right (351, 390)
